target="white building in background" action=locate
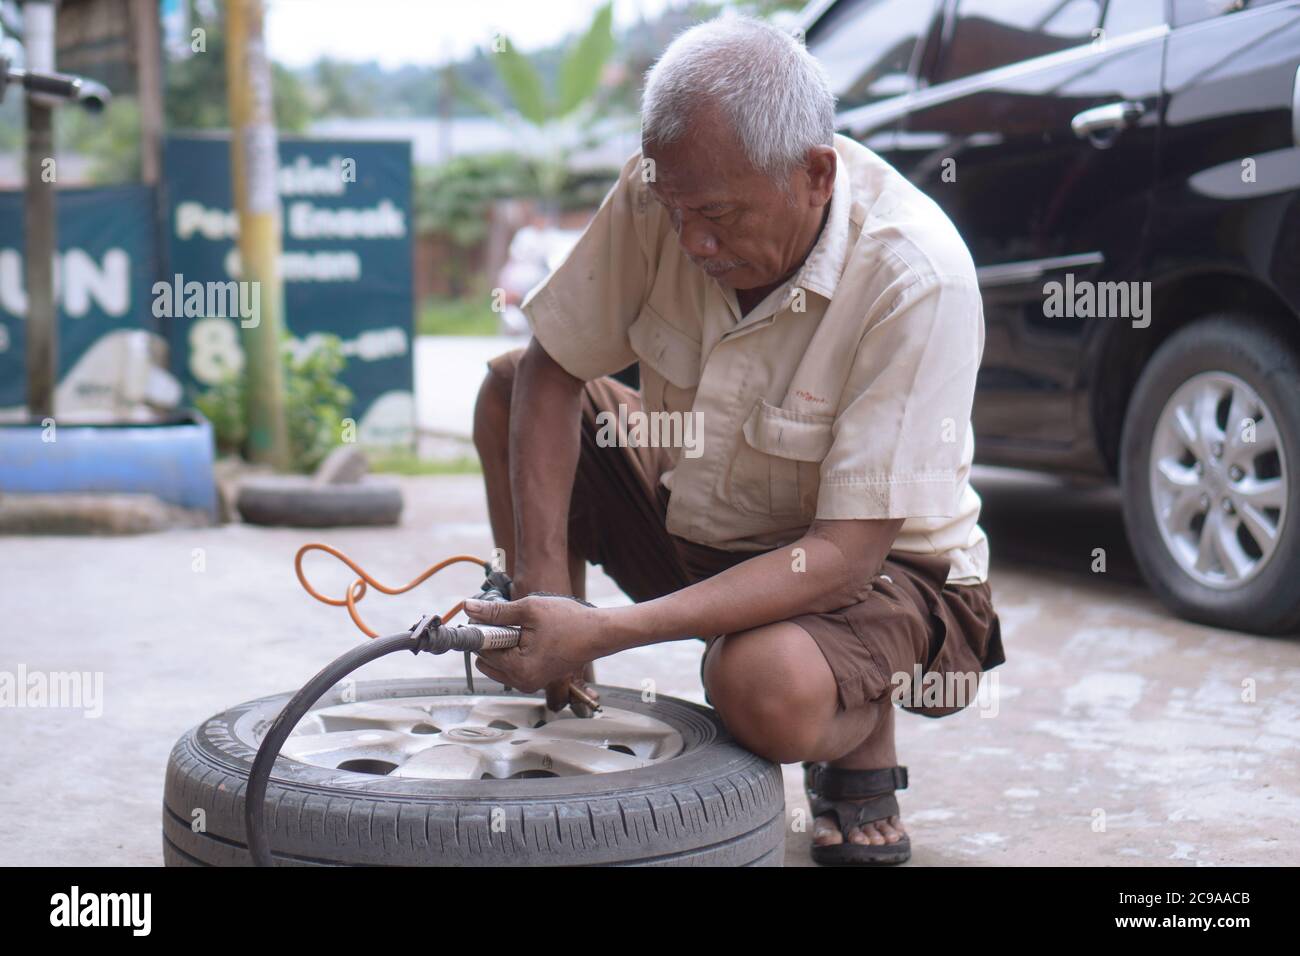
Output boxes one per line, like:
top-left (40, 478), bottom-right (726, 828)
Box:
top-left (307, 115), bottom-right (640, 172)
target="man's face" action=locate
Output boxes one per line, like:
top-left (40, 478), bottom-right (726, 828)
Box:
top-left (642, 108), bottom-right (835, 291)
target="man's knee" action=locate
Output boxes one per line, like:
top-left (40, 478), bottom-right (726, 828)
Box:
top-left (473, 349), bottom-right (524, 455)
top-left (703, 622), bottom-right (836, 763)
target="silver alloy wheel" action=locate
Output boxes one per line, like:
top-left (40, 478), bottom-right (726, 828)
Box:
top-left (1149, 371), bottom-right (1288, 589)
top-left (281, 695), bottom-right (684, 779)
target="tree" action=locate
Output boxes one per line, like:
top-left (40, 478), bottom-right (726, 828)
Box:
top-left (461, 1), bottom-right (618, 216)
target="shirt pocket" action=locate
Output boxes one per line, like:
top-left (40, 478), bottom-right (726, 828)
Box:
top-left (628, 303), bottom-right (701, 414)
top-left (727, 400), bottom-right (835, 518)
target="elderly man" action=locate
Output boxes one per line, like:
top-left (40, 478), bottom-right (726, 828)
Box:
top-left (467, 15), bottom-right (1004, 866)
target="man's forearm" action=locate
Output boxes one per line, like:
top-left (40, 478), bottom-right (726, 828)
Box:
top-left (509, 339), bottom-right (584, 586)
top-left (592, 519), bottom-right (902, 657)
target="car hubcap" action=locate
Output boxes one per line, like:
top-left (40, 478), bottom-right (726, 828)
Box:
top-left (281, 695), bottom-right (684, 779)
top-left (1149, 371), bottom-right (1287, 589)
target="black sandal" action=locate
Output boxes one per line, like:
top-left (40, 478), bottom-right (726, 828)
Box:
top-left (804, 763), bottom-right (911, 866)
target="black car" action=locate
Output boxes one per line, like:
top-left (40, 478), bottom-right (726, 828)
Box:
top-left (798, 0), bottom-right (1300, 634)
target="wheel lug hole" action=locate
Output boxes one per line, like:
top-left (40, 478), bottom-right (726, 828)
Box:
top-left (1229, 465), bottom-right (1243, 481)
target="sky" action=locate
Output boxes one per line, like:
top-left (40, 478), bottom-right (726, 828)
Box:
top-left (265, 0), bottom-right (680, 68)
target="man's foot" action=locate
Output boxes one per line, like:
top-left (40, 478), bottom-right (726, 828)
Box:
top-left (803, 763), bottom-right (911, 866)
top-left (813, 809), bottom-right (907, 848)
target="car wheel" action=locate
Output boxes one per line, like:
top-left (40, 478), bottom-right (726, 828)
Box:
top-left (163, 678), bottom-right (785, 866)
top-left (1120, 315), bottom-right (1300, 634)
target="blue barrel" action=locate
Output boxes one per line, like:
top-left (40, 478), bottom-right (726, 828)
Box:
top-left (0, 413), bottom-right (219, 518)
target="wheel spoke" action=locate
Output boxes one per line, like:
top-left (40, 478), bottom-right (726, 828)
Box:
top-left (515, 738), bottom-right (651, 775)
top-left (1222, 390), bottom-right (1253, 459)
top-left (1235, 477), bottom-right (1285, 510)
top-left (1194, 383), bottom-right (1227, 455)
top-left (391, 744), bottom-right (489, 780)
top-left (1214, 516), bottom-right (1253, 582)
top-left (1237, 501), bottom-right (1280, 554)
top-left (1194, 509), bottom-right (1223, 575)
top-left (463, 698), bottom-right (548, 730)
top-left (1154, 458), bottom-right (1203, 532)
top-left (1248, 414), bottom-right (1279, 454)
top-left (528, 713), bottom-right (684, 758)
top-left (305, 701), bottom-right (444, 734)
top-left (1173, 404), bottom-right (1200, 453)
top-left (280, 728), bottom-right (415, 764)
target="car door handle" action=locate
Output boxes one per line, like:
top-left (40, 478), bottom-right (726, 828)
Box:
top-left (1071, 101), bottom-right (1145, 140)
top-left (1292, 64), bottom-right (1300, 147)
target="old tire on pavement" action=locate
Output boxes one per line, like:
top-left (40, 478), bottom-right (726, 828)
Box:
top-left (163, 678), bottom-right (785, 866)
top-left (235, 475), bottom-right (403, 527)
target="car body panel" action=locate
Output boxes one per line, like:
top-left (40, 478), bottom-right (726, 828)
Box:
top-left (802, 0), bottom-right (1300, 478)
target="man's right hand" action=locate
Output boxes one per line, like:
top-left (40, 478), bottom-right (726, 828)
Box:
top-left (510, 574), bottom-right (599, 717)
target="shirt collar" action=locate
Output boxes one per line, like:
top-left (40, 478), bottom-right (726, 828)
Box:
top-left (790, 152), bottom-right (852, 302)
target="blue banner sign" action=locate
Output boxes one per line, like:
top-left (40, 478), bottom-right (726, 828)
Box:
top-left (163, 136), bottom-right (415, 446)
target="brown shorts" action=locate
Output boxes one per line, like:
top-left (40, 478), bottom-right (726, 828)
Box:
top-left (487, 349), bottom-right (1006, 717)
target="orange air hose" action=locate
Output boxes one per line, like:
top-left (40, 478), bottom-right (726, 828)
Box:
top-left (293, 543), bottom-right (486, 638)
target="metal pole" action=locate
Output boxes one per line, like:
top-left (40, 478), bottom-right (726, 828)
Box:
top-left (23, 0), bottom-right (57, 421)
top-left (132, 0), bottom-right (164, 186)
top-left (225, 0), bottom-right (289, 468)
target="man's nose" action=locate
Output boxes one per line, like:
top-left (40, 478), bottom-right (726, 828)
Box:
top-left (677, 218), bottom-right (719, 259)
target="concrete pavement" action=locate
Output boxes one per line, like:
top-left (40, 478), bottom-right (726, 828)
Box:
top-left (2, 467), bottom-right (1297, 866)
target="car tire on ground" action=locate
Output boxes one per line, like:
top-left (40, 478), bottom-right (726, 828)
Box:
top-left (1120, 315), bottom-right (1300, 634)
top-left (235, 475), bottom-right (403, 527)
top-left (163, 678), bottom-right (785, 866)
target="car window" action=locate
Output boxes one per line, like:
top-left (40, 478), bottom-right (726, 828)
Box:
top-left (1102, 0), bottom-right (1167, 37)
top-left (1172, 0), bottom-right (1288, 27)
top-left (803, 0), bottom-right (935, 111)
top-left (934, 0), bottom-right (1106, 84)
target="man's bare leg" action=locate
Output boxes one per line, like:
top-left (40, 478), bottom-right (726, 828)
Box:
top-left (702, 621), bottom-right (907, 848)
top-left (473, 362), bottom-right (585, 594)
top-left (473, 362), bottom-right (591, 679)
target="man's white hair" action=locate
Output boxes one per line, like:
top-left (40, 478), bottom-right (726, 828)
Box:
top-left (640, 14), bottom-right (836, 182)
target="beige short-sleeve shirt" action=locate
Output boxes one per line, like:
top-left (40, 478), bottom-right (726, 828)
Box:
top-left (522, 134), bottom-right (989, 584)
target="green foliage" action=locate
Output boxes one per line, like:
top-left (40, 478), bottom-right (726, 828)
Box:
top-left (465, 1), bottom-right (615, 210)
top-left (370, 453), bottom-right (482, 476)
top-left (55, 97), bottom-right (142, 184)
top-left (194, 373), bottom-right (246, 457)
top-left (416, 296), bottom-right (499, 337)
top-left (493, 40), bottom-right (549, 127)
top-left (415, 152), bottom-right (538, 297)
top-left (310, 57), bottom-right (381, 118)
top-left (415, 152), bottom-right (532, 243)
top-left (485, 1), bottom-right (614, 125)
top-left (557, 2), bottom-right (617, 119)
top-left (195, 335), bottom-right (354, 473)
top-left (284, 337), bottom-right (354, 472)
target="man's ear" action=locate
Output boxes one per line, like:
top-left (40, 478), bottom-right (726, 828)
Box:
top-left (803, 146), bottom-right (837, 207)
top-left (806, 145), bottom-right (837, 208)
